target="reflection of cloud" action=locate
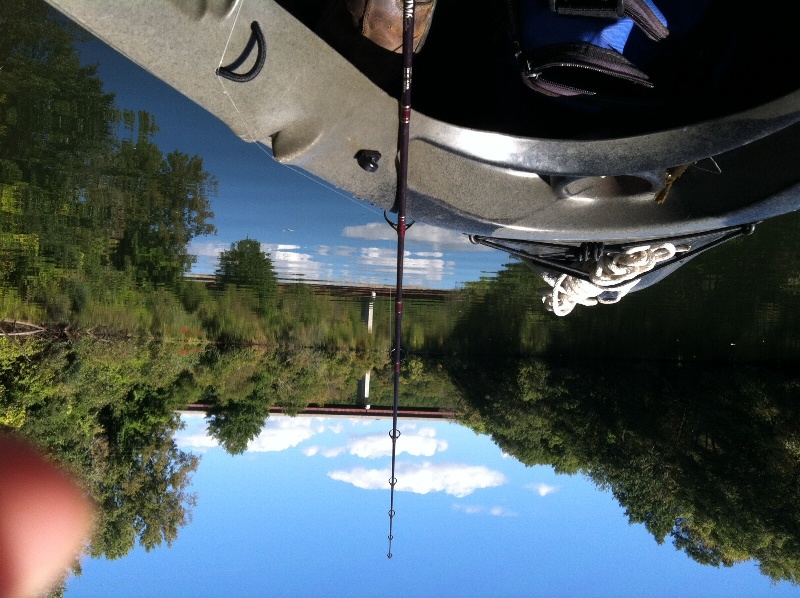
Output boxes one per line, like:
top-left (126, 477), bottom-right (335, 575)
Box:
top-left (356, 247), bottom-right (454, 282)
top-left (347, 428), bottom-right (447, 459)
top-left (328, 462), bottom-right (506, 498)
top-left (318, 245), bottom-right (357, 257)
top-left (322, 447), bottom-right (346, 458)
top-left (258, 243), bottom-right (332, 281)
top-left (188, 241), bottom-right (228, 258)
top-left (526, 483), bottom-right (558, 497)
top-left (302, 446), bottom-right (320, 457)
top-left (188, 241), bottom-right (335, 280)
top-left (261, 243), bottom-right (301, 252)
top-left (342, 223), bottom-right (486, 251)
top-left (186, 241), bottom-right (227, 274)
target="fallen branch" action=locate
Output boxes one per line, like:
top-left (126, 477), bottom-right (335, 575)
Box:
top-left (0, 320), bottom-right (46, 337)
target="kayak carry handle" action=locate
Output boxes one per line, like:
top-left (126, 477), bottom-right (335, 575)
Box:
top-left (216, 21), bottom-right (266, 83)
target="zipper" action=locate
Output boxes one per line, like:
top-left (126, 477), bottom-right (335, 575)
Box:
top-left (624, 0), bottom-right (669, 41)
top-left (522, 43), bottom-right (653, 97)
top-left (549, 0), bottom-right (669, 42)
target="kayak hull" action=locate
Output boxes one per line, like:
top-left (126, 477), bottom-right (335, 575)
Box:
top-left (46, 0), bottom-right (800, 241)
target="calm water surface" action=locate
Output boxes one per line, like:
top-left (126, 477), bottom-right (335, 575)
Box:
top-left (2, 3), bottom-right (800, 596)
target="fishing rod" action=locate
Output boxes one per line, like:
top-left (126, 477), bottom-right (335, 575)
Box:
top-left (386, 0), bottom-right (417, 560)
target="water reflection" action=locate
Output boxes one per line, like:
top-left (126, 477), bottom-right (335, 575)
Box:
top-left (2, 1), bottom-right (800, 596)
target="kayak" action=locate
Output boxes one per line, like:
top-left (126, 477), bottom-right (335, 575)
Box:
top-left (43, 0), bottom-right (800, 242)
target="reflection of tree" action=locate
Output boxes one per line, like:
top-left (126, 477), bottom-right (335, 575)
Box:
top-left (0, 0), bottom-right (216, 323)
top-left (217, 239), bottom-right (277, 296)
top-left (450, 357), bottom-right (800, 584)
top-left (109, 135), bottom-right (217, 284)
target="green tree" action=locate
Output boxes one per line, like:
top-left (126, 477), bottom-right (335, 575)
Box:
top-left (450, 356), bottom-right (800, 584)
top-left (3, 336), bottom-right (201, 563)
top-left (90, 409), bottom-right (199, 559)
top-left (206, 399), bottom-right (269, 455)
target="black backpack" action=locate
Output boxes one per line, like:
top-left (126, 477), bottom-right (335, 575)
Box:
top-left (508, 0), bottom-right (713, 102)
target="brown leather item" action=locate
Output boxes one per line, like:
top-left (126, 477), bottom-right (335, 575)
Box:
top-left (345, 0), bottom-right (436, 53)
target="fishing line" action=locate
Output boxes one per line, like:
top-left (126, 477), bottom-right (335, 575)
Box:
top-left (214, 1), bottom-right (384, 219)
top-left (217, 0), bottom-right (246, 71)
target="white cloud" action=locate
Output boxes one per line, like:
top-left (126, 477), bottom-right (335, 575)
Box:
top-left (347, 428), bottom-right (447, 459)
top-left (175, 414), bottom-right (323, 453)
top-left (328, 462), bottom-right (506, 498)
top-left (452, 504), bottom-right (517, 517)
top-left (326, 422), bottom-right (345, 434)
top-left (175, 432), bottom-right (219, 451)
top-left (488, 506), bottom-right (518, 517)
top-left (322, 446), bottom-right (346, 458)
top-left (526, 483), bottom-right (559, 497)
top-left (453, 503), bottom-right (484, 514)
top-left (247, 418), bottom-right (321, 452)
top-left (175, 413), bottom-right (218, 451)
top-left (177, 415), bottom-right (369, 455)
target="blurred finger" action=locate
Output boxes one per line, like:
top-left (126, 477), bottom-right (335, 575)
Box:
top-left (0, 434), bottom-right (94, 597)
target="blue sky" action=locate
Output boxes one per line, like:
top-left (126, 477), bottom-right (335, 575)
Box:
top-left (66, 415), bottom-right (797, 598)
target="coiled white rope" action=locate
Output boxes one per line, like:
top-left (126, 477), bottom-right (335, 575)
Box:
top-left (541, 242), bottom-right (689, 316)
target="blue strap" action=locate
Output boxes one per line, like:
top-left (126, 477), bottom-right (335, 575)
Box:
top-left (521, 0), bottom-right (667, 55)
